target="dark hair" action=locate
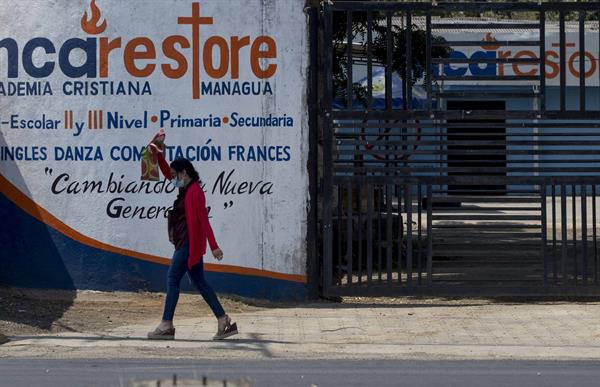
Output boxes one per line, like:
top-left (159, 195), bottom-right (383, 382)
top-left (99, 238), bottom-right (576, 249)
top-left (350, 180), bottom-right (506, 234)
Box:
top-left (169, 157), bottom-right (200, 181)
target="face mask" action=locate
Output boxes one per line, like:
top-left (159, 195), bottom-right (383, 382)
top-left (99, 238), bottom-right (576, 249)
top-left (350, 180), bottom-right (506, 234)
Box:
top-left (174, 178), bottom-right (185, 188)
top-left (170, 173), bottom-right (185, 189)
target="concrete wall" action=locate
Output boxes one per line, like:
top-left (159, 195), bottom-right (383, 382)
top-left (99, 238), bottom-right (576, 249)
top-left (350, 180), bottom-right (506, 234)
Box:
top-left (0, 0), bottom-right (310, 300)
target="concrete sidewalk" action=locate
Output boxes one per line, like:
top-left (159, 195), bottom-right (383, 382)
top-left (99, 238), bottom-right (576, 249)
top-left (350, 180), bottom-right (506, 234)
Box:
top-left (2, 298), bottom-right (600, 361)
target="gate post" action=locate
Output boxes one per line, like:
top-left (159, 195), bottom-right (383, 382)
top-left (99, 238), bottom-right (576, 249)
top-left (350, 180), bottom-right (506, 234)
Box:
top-left (321, 2), bottom-right (334, 294)
top-left (307, 5), bottom-right (320, 299)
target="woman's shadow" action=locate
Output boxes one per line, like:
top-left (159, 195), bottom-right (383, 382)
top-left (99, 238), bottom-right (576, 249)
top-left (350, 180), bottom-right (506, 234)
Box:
top-left (0, 131), bottom-right (76, 331)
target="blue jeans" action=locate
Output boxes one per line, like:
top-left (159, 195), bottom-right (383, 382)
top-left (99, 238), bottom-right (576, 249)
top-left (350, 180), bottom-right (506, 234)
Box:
top-left (162, 244), bottom-right (225, 321)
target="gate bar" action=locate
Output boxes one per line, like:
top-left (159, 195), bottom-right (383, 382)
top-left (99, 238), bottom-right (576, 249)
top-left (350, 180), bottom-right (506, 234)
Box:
top-left (322, 3), bottom-right (333, 291)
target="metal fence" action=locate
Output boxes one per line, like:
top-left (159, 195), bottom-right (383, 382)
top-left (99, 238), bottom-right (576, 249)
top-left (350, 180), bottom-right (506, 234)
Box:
top-left (313, 1), bottom-right (600, 296)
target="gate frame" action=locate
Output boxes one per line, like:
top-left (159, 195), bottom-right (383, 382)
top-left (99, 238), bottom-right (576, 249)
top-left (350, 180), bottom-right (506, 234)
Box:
top-left (312, 1), bottom-right (600, 297)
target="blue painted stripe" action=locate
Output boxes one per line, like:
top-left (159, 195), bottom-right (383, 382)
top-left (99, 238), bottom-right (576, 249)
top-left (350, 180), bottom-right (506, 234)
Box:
top-left (0, 192), bottom-right (306, 301)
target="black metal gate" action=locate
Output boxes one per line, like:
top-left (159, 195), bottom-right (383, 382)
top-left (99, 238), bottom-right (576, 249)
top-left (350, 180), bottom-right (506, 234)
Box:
top-left (311, 1), bottom-right (600, 297)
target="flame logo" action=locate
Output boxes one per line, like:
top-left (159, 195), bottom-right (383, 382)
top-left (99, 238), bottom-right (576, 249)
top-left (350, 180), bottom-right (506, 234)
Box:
top-left (81, 0), bottom-right (106, 35)
top-left (481, 33), bottom-right (500, 51)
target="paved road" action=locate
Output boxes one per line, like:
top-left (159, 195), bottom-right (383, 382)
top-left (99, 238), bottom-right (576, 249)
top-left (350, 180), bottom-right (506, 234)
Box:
top-left (1, 358), bottom-right (600, 387)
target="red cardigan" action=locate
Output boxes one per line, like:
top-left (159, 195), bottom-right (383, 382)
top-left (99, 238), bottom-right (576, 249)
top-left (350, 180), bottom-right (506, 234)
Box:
top-left (157, 152), bottom-right (218, 270)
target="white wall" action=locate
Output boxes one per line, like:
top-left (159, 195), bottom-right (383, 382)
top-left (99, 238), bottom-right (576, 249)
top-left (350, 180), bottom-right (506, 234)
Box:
top-left (0, 0), bottom-right (309, 279)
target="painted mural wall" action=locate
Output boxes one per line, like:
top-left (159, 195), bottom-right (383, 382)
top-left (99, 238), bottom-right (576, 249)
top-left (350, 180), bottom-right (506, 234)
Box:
top-left (0, 0), bottom-right (309, 299)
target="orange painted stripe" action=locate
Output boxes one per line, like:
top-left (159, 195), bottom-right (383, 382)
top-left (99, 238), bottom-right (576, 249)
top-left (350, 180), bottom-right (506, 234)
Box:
top-left (99, 110), bottom-right (103, 129)
top-left (93, 110), bottom-right (98, 129)
top-left (70, 111), bottom-right (73, 129)
top-left (88, 111), bottom-right (92, 129)
top-left (64, 111), bottom-right (68, 129)
top-left (203, 263), bottom-right (306, 283)
top-left (0, 174), bottom-right (306, 284)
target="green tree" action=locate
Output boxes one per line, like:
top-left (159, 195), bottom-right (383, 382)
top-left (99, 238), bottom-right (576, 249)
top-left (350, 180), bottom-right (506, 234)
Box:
top-left (332, 10), bottom-right (451, 106)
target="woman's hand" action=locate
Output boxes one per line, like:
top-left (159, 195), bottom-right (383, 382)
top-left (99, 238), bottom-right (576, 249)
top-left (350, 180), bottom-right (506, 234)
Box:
top-left (148, 143), bottom-right (161, 154)
top-left (212, 248), bottom-right (224, 261)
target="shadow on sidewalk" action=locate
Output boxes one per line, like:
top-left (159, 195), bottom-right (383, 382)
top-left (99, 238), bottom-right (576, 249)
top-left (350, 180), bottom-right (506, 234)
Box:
top-left (7, 332), bottom-right (290, 358)
top-left (7, 334), bottom-right (294, 346)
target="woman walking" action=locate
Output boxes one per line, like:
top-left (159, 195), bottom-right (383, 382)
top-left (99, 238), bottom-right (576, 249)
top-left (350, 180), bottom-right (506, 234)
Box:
top-left (146, 134), bottom-right (237, 340)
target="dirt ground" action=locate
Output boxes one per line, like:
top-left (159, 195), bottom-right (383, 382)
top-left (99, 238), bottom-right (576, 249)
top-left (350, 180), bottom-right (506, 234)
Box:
top-left (0, 286), bottom-right (486, 339)
top-left (4, 286), bottom-right (600, 362)
top-left (0, 286), bottom-right (266, 337)
top-left (2, 285), bottom-right (592, 341)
